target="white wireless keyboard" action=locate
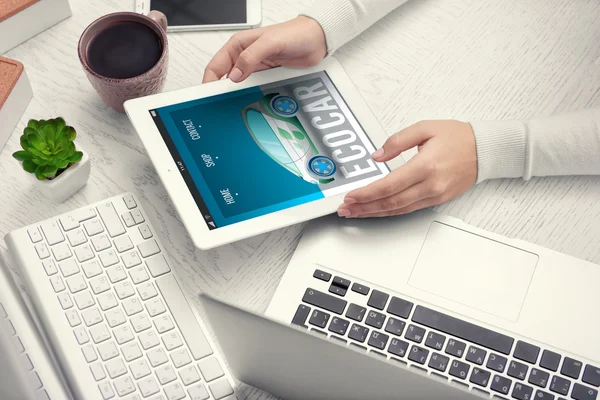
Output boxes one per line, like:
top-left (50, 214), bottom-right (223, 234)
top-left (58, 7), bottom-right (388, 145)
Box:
top-left (5, 193), bottom-right (236, 400)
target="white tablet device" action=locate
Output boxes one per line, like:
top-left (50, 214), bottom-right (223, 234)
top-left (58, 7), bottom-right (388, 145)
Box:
top-left (136, 0), bottom-right (261, 32)
top-left (124, 57), bottom-right (404, 249)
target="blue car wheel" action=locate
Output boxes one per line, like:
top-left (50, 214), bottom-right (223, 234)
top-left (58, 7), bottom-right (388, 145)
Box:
top-left (308, 155), bottom-right (336, 178)
top-left (270, 95), bottom-right (299, 117)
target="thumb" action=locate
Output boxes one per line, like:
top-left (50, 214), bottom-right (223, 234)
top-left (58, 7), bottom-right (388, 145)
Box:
top-left (229, 35), bottom-right (280, 82)
top-left (372, 122), bottom-right (435, 162)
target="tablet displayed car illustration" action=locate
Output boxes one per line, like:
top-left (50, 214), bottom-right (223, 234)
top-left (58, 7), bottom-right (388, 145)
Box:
top-left (241, 93), bottom-right (336, 184)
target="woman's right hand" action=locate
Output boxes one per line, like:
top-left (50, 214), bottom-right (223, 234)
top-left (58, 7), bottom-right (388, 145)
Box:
top-left (203, 16), bottom-right (327, 84)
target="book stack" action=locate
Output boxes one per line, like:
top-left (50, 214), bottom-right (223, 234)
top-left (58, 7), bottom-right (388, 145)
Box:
top-left (0, 57), bottom-right (33, 153)
top-left (0, 0), bottom-right (72, 54)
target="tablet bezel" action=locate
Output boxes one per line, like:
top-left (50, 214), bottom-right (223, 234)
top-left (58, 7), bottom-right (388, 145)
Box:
top-left (124, 57), bottom-right (405, 249)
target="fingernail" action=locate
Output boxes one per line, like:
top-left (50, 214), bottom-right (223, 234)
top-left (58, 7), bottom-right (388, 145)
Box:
top-left (372, 148), bottom-right (384, 159)
top-left (344, 197), bottom-right (356, 204)
top-left (337, 209), bottom-right (351, 217)
top-left (229, 68), bottom-right (242, 82)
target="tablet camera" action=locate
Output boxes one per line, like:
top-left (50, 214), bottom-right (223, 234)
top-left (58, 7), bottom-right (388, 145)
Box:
top-left (308, 155), bottom-right (336, 178)
top-left (271, 95), bottom-right (299, 117)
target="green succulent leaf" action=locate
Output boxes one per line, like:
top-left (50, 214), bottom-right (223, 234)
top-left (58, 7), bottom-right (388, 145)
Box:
top-left (42, 165), bottom-right (58, 178)
top-left (27, 120), bottom-right (39, 130)
top-left (22, 159), bottom-right (36, 173)
top-left (12, 151), bottom-right (31, 161)
top-left (69, 151), bottom-right (83, 163)
top-left (64, 126), bottom-right (76, 141)
top-left (34, 166), bottom-right (46, 181)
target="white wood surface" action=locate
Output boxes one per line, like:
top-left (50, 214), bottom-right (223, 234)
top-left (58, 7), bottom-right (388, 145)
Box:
top-left (1, 0), bottom-right (599, 398)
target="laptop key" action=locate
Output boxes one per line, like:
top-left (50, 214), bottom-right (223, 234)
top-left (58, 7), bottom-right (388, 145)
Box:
top-left (346, 304), bottom-right (366, 322)
top-left (365, 310), bottom-right (386, 329)
top-left (291, 304), bottom-right (310, 327)
top-left (508, 360), bottom-right (529, 380)
top-left (466, 346), bottom-right (487, 365)
top-left (571, 383), bottom-right (598, 400)
top-left (540, 350), bottom-right (561, 372)
top-left (332, 276), bottom-right (350, 289)
top-left (512, 383), bottom-right (534, 400)
top-left (388, 338), bottom-right (409, 358)
top-left (351, 282), bottom-right (369, 295)
top-left (384, 317), bottom-right (406, 336)
top-left (405, 324), bottom-right (426, 343)
top-left (308, 309), bottom-right (330, 328)
top-left (367, 290), bottom-right (389, 310)
top-left (408, 345), bottom-right (429, 365)
top-left (583, 365), bottom-right (600, 387)
top-left (412, 305), bottom-right (514, 355)
top-left (470, 368), bottom-right (491, 387)
top-left (348, 324), bottom-right (369, 343)
top-left (367, 331), bottom-right (389, 350)
top-left (487, 353), bottom-right (508, 373)
top-left (514, 341), bottom-right (540, 364)
top-left (491, 375), bottom-right (512, 395)
top-left (449, 360), bottom-right (470, 380)
top-left (313, 269), bottom-right (331, 282)
top-left (561, 357), bottom-right (583, 379)
top-left (328, 316), bottom-right (350, 335)
top-left (302, 288), bottom-right (347, 315)
top-left (428, 353), bottom-right (450, 372)
top-left (534, 390), bottom-right (554, 400)
top-left (328, 285), bottom-right (346, 297)
top-left (529, 368), bottom-right (550, 388)
top-left (387, 296), bottom-right (414, 319)
top-left (446, 339), bottom-right (467, 358)
top-left (425, 331), bottom-right (446, 351)
top-left (549, 376), bottom-right (570, 396)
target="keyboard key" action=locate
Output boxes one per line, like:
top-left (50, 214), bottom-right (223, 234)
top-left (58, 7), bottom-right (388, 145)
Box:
top-left (81, 260), bottom-right (102, 278)
top-left (42, 259), bottom-right (58, 276)
top-left (446, 339), bottom-right (467, 358)
top-left (302, 288), bottom-right (347, 315)
top-left (583, 365), bottom-right (600, 387)
top-left (99, 249), bottom-right (119, 267)
top-left (122, 212), bottom-right (135, 227)
top-left (540, 351), bottom-right (561, 372)
top-left (99, 292), bottom-right (119, 312)
top-left (367, 290), bottom-right (389, 310)
top-left (466, 345), bottom-right (487, 365)
top-left (412, 305), bottom-right (514, 355)
top-left (179, 365), bottom-right (201, 386)
top-left (529, 368), bottom-right (550, 388)
top-left (512, 383), bottom-right (534, 400)
top-left (91, 234), bottom-right (112, 252)
top-left (67, 229), bottom-right (87, 247)
top-left (425, 331), bottom-right (446, 351)
top-left (154, 314), bottom-right (175, 334)
top-left (188, 384), bottom-right (210, 400)
top-left (29, 371), bottom-right (42, 389)
top-left (35, 243), bottom-right (50, 259)
top-left (52, 242), bottom-right (72, 261)
top-left (550, 375), bottom-right (570, 395)
top-left (28, 227), bottom-right (43, 243)
top-left (97, 202), bottom-right (126, 237)
top-left (91, 363), bottom-right (107, 381)
top-left (60, 215), bottom-right (80, 231)
top-left (106, 265), bottom-right (127, 283)
top-left (40, 220), bottom-right (65, 245)
top-left (74, 326), bottom-right (90, 344)
top-left (131, 210), bottom-right (144, 225)
top-left (82, 307), bottom-right (103, 326)
top-left (130, 313), bottom-right (152, 333)
top-left (348, 323), bottom-right (369, 343)
top-left (138, 239), bottom-right (160, 258)
top-left (138, 376), bottom-right (160, 397)
top-left (328, 316), bottom-right (349, 335)
top-left (74, 244), bottom-right (95, 263)
top-left (122, 342), bottom-right (143, 362)
top-left (137, 282), bottom-right (157, 301)
top-left (368, 331), bottom-right (389, 350)
top-left (145, 297), bottom-right (166, 318)
top-left (156, 364), bottom-right (177, 385)
top-left (98, 381), bottom-right (114, 399)
top-left (146, 255), bottom-right (171, 277)
top-left (139, 330), bottom-right (160, 350)
top-left (58, 259), bottom-right (79, 277)
top-left (328, 285), bottom-right (346, 296)
top-left (138, 224), bottom-right (152, 239)
top-left (408, 345), bottom-right (429, 365)
top-left (387, 296), bottom-right (413, 319)
top-left (67, 275), bottom-right (87, 293)
top-left (90, 275), bottom-right (110, 295)
top-left (572, 383), bottom-right (598, 400)
top-left (309, 309), bottom-right (330, 328)
top-left (65, 309), bottom-right (81, 327)
top-left (313, 269), bottom-right (331, 281)
top-left (84, 220), bottom-right (105, 236)
top-left (198, 357), bottom-right (225, 382)
top-left (428, 353), bottom-right (450, 372)
top-left (114, 236), bottom-right (134, 253)
top-left (98, 341), bottom-right (119, 361)
top-left (535, 390), bottom-right (555, 400)
top-left (77, 207), bottom-right (97, 222)
top-left (129, 358), bottom-right (151, 380)
top-left (332, 276), bottom-right (350, 289)
top-left (345, 303), bottom-right (366, 322)
top-left (90, 324), bottom-right (111, 343)
top-left (292, 304), bottom-right (310, 326)
top-left (491, 375), bottom-right (512, 395)
top-left (115, 281), bottom-right (135, 299)
top-left (487, 353), bottom-right (508, 373)
top-left (113, 325), bottom-right (134, 344)
top-left (351, 282), bottom-right (370, 295)
top-left (508, 360), bottom-right (529, 380)
top-left (162, 331), bottom-right (184, 351)
top-left (113, 375), bottom-right (136, 396)
top-left (164, 382), bottom-right (186, 400)
top-left (405, 324), bottom-right (426, 343)
top-left (561, 357), bottom-right (583, 379)
top-left (123, 194), bottom-right (137, 209)
top-left (388, 338), bottom-right (409, 358)
top-left (514, 341), bottom-right (540, 364)
top-left (449, 360), bottom-right (470, 380)
top-left (123, 297), bottom-right (144, 316)
top-left (384, 317), bottom-right (406, 336)
top-left (147, 347), bottom-right (169, 367)
top-left (82, 344), bottom-right (98, 363)
top-left (470, 367), bottom-right (491, 387)
top-left (209, 379), bottom-right (234, 400)
top-left (58, 292), bottom-right (73, 309)
top-left (365, 310), bottom-right (386, 329)
top-left (121, 250), bottom-right (142, 269)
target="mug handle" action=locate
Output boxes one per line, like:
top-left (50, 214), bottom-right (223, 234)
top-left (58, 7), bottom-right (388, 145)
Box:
top-left (148, 10), bottom-right (167, 31)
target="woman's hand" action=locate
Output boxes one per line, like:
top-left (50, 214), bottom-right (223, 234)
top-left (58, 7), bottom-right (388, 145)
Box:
top-left (203, 16), bottom-right (327, 83)
top-left (338, 120), bottom-right (478, 218)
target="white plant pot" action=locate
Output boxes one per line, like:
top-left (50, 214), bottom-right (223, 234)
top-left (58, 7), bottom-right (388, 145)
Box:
top-left (31, 146), bottom-right (91, 203)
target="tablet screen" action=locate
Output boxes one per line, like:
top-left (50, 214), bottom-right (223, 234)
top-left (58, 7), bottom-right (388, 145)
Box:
top-left (150, 71), bottom-right (390, 230)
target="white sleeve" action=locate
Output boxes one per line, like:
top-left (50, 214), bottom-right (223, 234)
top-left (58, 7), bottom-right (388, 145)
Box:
top-left (470, 107), bottom-right (600, 183)
top-left (300, 0), bottom-right (410, 53)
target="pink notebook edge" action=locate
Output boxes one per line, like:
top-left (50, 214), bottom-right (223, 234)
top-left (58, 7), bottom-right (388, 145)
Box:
top-left (0, 57), bottom-right (25, 110)
top-left (0, 0), bottom-right (40, 23)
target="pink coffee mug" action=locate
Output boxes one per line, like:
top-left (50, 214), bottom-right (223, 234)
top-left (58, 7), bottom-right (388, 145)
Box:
top-left (78, 11), bottom-right (168, 113)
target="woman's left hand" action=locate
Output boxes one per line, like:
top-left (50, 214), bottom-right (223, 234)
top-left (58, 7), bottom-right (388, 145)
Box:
top-left (337, 120), bottom-right (478, 218)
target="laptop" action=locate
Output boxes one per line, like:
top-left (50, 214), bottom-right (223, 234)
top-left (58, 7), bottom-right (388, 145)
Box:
top-left (262, 211), bottom-right (600, 399)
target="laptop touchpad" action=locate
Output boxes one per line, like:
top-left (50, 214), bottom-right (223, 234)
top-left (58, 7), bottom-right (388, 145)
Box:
top-left (408, 222), bottom-right (538, 321)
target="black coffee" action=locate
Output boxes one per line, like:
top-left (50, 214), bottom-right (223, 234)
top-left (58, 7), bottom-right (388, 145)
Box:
top-left (86, 21), bottom-right (162, 79)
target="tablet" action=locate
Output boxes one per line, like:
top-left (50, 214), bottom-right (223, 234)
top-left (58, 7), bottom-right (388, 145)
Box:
top-left (124, 58), bottom-right (405, 249)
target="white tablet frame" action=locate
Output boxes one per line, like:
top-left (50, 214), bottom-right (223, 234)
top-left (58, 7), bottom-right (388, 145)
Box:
top-left (124, 58), bottom-right (405, 249)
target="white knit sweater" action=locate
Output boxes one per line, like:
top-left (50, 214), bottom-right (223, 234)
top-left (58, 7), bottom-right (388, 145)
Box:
top-left (302, 0), bottom-right (600, 182)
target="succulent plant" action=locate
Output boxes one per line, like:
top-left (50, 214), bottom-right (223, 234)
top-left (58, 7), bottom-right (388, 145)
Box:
top-left (12, 118), bottom-right (83, 181)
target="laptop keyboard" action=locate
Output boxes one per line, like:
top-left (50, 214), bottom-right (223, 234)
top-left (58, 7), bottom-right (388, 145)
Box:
top-left (292, 269), bottom-right (600, 400)
top-left (1, 301), bottom-right (49, 399)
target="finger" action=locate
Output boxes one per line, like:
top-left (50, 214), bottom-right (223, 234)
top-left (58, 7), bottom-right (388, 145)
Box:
top-left (354, 196), bottom-right (442, 218)
top-left (339, 181), bottom-right (429, 217)
top-left (344, 156), bottom-right (427, 204)
top-left (230, 35), bottom-right (282, 82)
top-left (372, 122), bottom-right (435, 162)
top-left (203, 30), bottom-right (262, 83)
